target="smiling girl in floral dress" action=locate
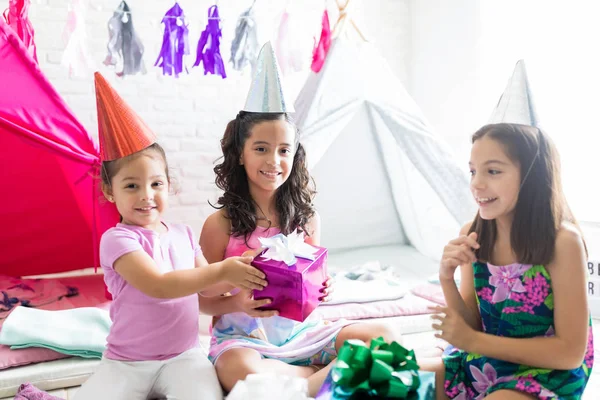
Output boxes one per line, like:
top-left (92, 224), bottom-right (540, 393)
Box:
top-left (430, 123), bottom-right (593, 399)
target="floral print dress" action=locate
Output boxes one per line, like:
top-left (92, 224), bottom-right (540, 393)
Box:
top-left (443, 262), bottom-right (594, 399)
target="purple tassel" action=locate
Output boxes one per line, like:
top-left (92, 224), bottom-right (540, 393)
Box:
top-left (154, 2), bottom-right (189, 77)
top-left (193, 5), bottom-right (226, 79)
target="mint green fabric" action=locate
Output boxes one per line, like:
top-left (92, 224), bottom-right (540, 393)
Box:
top-left (0, 306), bottom-right (111, 358)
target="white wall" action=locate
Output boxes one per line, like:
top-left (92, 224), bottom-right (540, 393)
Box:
top-left (409, 0), bottom-right (600, 223)
top-left (409, 0), bottom-right (482, 167)
top-left (1, 0), bottom-right (411, 236)
top-left (480, 0), bottom-right (600, 224)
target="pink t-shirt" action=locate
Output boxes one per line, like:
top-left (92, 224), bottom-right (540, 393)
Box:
top-left (100, 222), bottom-right (200, 361)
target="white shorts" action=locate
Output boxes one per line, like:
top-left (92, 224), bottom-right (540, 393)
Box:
top-left (73, 347), bottom-right (222, 400)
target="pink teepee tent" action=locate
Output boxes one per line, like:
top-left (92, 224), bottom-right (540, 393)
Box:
top-left (0, 18), bottom-right (119, 277)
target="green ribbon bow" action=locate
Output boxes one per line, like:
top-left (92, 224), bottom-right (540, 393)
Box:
top-left (332, 337), bottom-right (421, 398)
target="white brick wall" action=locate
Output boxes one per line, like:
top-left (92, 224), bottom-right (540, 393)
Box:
top-left (1, 0), bottom-right (410, 235)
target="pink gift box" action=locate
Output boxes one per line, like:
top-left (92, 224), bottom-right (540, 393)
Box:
top-left (252, 246), bottom-right (328, 322)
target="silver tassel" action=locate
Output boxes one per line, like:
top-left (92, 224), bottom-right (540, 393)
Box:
top-left (230, 1), bottom-right (259, 72)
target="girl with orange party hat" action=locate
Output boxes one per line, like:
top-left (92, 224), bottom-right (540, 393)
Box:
top-left (74, 73), bottom-right (268, 400)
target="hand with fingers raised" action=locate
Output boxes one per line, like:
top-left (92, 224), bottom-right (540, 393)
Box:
top-left (219, 256), bottom-right (268, 291)
top-left (440, 232), bottom-right (480, 281)
top-left (430, 305), bottom-right (476, 351)
top-left (231, 288), bottom-right (279, 318)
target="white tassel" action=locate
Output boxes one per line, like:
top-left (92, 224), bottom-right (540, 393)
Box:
top-left (61, 0), bottom-right (95, 78)
top-left (274, 8), bottom-right (309, 76)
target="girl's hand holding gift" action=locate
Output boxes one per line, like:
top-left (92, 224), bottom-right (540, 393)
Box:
top-left (231, 289), bottom-right (279, 318)
top-left (319, 275), bottom-right (335, 302)
top-left (220, 256), bottom-right (268, 291)
top-left (241, 248), bottom-right (334, 302)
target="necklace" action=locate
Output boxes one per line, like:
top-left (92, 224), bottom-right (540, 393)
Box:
top-left (255, 203), bottom-right (272, 224)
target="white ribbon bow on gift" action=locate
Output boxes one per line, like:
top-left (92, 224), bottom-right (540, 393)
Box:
top-left (258, 230), bottom-right (319, 266)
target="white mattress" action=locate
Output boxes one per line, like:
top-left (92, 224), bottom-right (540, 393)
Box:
top-left (0, 357), bottom-right (99, 398)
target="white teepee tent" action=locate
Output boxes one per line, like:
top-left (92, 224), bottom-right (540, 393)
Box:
top-left (293, 22), bottom-right (476, 260)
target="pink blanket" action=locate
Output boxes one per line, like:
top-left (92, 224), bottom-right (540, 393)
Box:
top-left (309, 293), bottom-right (438, 322)
top-left (410, 283), bottom-right (447, 305)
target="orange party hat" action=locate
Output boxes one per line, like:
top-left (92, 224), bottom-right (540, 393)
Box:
top-left (94, 72), bottom-right (157, 161)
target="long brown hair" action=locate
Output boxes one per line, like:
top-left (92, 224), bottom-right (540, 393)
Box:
top-left (213, 111), bottom-right (316, 243)
top-left (468, 123), bottom-right (581, 265)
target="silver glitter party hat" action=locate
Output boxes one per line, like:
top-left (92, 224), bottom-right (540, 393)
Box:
top-left (242, 41), bottom-right (294, 113)
top-left (489, 59), bottom-right (539, 126)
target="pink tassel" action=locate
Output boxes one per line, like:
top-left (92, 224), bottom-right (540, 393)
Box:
top-left (275, 10), bottom-right (306, 76)
top-left (61, 0), bottom-right (95, 77)
top-left (310, 10), bottom-right (331, 73)
top-left (2, 0), bottom-right (37, 62)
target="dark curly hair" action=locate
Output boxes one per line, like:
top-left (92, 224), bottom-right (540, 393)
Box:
top-left (213, 111), bottom-right (316, 244)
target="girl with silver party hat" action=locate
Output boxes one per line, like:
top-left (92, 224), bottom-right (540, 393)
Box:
top-left (423, 61), bottom-right (593, 399)
top-left (199, 42), bottom-right (398, 396)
